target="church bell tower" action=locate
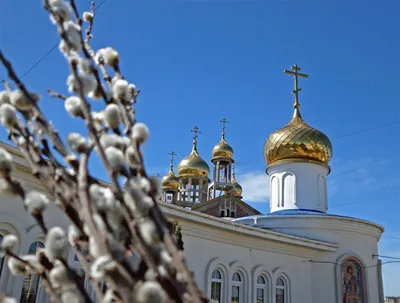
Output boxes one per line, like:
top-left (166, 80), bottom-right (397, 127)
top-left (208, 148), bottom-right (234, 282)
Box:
top-left (208, 118), bottom-right (235, 200)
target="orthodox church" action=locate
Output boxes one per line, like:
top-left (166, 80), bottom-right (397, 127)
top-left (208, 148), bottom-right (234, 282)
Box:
top-left (160, 122), bottom-right (260, 219)
top-left (0, 65), bottom-right (385, 303)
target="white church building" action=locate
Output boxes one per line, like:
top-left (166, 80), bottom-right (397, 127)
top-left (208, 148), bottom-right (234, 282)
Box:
top-left (0, 66), bottom-right (385, 303)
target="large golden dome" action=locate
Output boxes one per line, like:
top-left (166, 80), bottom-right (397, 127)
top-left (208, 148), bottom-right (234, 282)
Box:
top-left (161, 165), bottom-right (180, 191)
top-left (263, 107), bottom-right (333, 165)
top-left (212, 134), bottom-right (234, 160)
top-left (177, 142), bottom-right (210, 178)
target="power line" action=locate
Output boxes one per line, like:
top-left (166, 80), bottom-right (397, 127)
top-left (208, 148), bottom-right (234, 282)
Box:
top-left (335, 120), bottom-right (400, 139)
top-left (10, 0), bottom-right (107, 85)
top-left (373, 254), bottom-right (400, 260)
top-left (306, 260), bottom-right (400, 269)
top-left (330, 195), bottom-right (400, 208)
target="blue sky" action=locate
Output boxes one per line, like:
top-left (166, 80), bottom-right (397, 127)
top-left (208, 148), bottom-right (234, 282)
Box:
top-left (1, 0), bottom-right (400, 296)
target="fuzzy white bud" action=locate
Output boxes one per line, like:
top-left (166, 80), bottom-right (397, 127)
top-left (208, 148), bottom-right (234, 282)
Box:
top-left (0, 148), bottom-right (14, 175)
top-left (0, 104), bottom-right (18, 128)
top-left (0, 90), bottom-right (10, 105)
top-left (9, 90), bottom-right (37, 111)
top-left (62, 21), bottom-right (81, 52)
top-left (127, 83), bottom-right (137, 99)
top-left (24, 191), bottom-right (49, 216)
top-left (139, 220), bottom-right (160, 246)
top-left (0, 179), bottom-right (19, 196)
top-left (105, 146), bottom-right (126, 173)
top-left (104, 104), bottom-right (121, 130)
top-left (0, 234), bottom-right (18, 256)
top-left (132, 122), bottom-right (150, 144)
top-left (49, 261), bottom-right (75, 289)
top-left (8, 257), bottom-right (27, 275)
top-left (99, 133), bottom-right (125, 150)
top-left (61, 289), bottom-right (85, 303)
top-left (0, 296), bottom-right (17, 303)
top-left (45, 227), bottom-right (69, 261)
top-left (64, 96), bottom-right (83, 118)
top-left (49, 0), bottom-right (71, 22)
top-left (90, 255), bottom-right (116, 280)
top-left (95, 47), bottom-right (119, 67)
top-left (67, 132), bottom-right (88, 153)
top-left (82, 11), bottom-right (94, 22)
top-left (67, 74), bottom-right (96, 95)
top-left (77, 57), bottom-right (92, 75)
top-left (22, 254), bottom-right (45, 274)
top-left (67, 224), bottom-right (82, 246)
top-left (135, 281), bottom-right (167, 303)
top-left (89, 184), bottom-right (116, 212)
top-left (125, 145), bottom-right (139, 167)
top-left (112, 79), bottom-right (129, 101)
top-left (138, 177), bottom-right (151, 194)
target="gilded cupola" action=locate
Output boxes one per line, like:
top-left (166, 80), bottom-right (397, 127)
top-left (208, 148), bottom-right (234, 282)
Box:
top-left (231, 172), bottom-right (243, 198)
top-left (263, 65), bottom-right (333, 166)
top-left (212, 133), bottom-right (234, 161)
top-left (177, 127), bottom-right (210, 178)
top-left (161, 164), bottom-right (180, 191)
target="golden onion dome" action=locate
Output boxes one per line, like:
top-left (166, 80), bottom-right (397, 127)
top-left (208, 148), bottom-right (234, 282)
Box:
top-left (231, 173), bottom-right (242, 197)
top-left (212, 134), bottom-right (234, 160)
top-left (161, 165), bottom-right (179, 191)
top-left (263, 107), bottom-right (333, 165)
top-left (177, 141), bottom-right (210, 178)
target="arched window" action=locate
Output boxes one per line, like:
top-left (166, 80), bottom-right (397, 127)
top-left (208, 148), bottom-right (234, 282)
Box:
top-left (232, 272), bottom-right (242, 303)
top-left (340, 258), bottom-right (366, 303)
top-left (210, 269), bottom-right (222, 303)
top-left (256, 275), bottom-right (267, 303)
top-left (282, 173), bottom-right (295, 207)
top-left (20, 241), bottom-right (44, 303)
top-left (0, 235), bottom-right (4, 278)
top-left (275, 277), bottom-right (286, 303)
top-left (271, 176), bottom-right (279, 207)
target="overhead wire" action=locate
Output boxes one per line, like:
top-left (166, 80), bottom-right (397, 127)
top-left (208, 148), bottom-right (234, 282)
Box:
top-left (306, 260), bottom-right (400, 269)
top-left (9, 0), bottom-right (107, 86)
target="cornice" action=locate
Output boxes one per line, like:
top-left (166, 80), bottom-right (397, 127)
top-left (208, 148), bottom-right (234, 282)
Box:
top-left (252, 215), bottom-right (384, 240)
top-left (161, 203), bottom-right (337, 252)
top-left (266, 158), bottom-right (331, 175)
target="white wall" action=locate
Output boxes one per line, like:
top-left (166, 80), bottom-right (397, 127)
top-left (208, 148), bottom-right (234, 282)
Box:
top-left (267, 161), bottom-right (330, 213)
top-left (0, 192), bottom-right (72, 301)
top-left (183, 233), bottom-right (313, 303)
top-left (247, 215), bottom-right (383, 303)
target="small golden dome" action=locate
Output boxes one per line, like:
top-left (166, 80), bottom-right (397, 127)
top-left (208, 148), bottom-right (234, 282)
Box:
top-left (231, 173), bottom-right (242, 197)
top-left (161, 165), bottom-right (179, 191)
top-left (212, 134), bottom-right (234, 160)
top-left (263, 107), bottom-right (333, 165)
top-left (177, 142), bottom-right (210, 178)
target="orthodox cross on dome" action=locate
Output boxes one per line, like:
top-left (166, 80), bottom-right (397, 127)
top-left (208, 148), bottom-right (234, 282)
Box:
top-left (284, 64), bottom-right (308, 109)
top-left (168, 151), bottom-right (177, 167)
top-left (220, 118), bottom-right (229, 137)
top-left (190, 126), bottom-right (201, 142)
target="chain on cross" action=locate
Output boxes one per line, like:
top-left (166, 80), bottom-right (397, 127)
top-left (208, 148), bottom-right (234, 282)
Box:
top-left (168, 151), bottom-right (177, 167)
top-left (190, 126), bottom-right (201, 142)
top-left (284, 64), bottom-right (308, 108)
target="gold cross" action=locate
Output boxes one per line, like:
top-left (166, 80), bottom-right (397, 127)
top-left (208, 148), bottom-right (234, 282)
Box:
top-left (220, 118), bottom-right (229, 134)
top-left (284, 64), bottom-right (308, 108)
top-left (190, 126), bottom-right (201, 142)
top-left (168, 151), bottom-right (177, 167)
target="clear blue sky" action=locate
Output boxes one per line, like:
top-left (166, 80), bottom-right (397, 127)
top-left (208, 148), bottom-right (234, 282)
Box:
top-left (1, 0), bottom-right (400, 296)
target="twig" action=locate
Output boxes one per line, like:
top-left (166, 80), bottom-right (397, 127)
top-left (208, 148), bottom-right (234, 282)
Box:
top-left (47, 89), bottom-right (67, 100)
